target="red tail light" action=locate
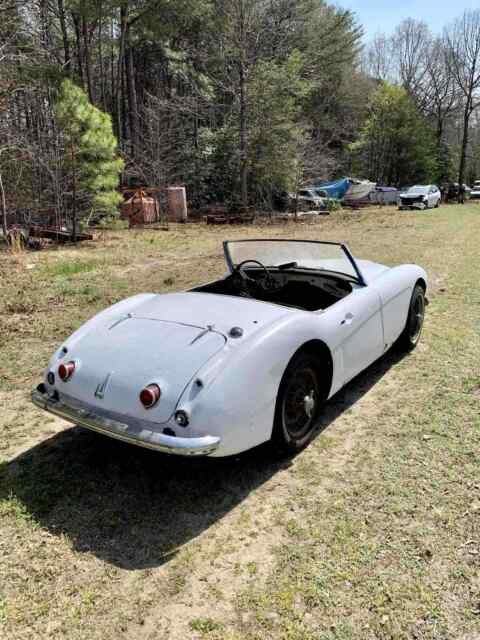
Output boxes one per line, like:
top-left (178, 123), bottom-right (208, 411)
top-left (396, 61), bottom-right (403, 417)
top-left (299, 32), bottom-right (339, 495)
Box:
top-left (140, 384), bottom-right (161, 409)
top-left (58, 361), bottom-right (75, 381)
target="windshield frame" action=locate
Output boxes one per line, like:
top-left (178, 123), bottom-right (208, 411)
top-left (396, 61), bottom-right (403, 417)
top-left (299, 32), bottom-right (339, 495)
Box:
top-left (223, 239), bottom-right (366, 286)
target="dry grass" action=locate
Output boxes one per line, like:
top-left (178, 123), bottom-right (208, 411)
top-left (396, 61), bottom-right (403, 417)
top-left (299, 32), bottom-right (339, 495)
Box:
top-left (1, 204), bottom-right (479, 640)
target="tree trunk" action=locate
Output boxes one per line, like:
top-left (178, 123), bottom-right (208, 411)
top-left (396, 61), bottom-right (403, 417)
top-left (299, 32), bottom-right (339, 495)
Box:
top-left (121, 56), bottom-right (128, 142)
top-left (0, 170), bottom-right (7, 238)
top-left (110, 17), bottom-right (116, 114)
top-left (116, 5), bottom-right (128, 146)
top-left (125, 30), bottom-right (138, 156)
top-left (57, 0), bottom-right (71, 74)
top-left (458, 104), bottom-right (470, 202)
top-left (238, 0), bottom-right (248, 211)
top-left (71, 143), bottom-right (77, 243)
top-left (239, 61), bottom-right (248, 210)
top-left (436, 111), bottom-right (443, 146)
top-left (82, 16), bottom-right (94, 102)
top-left (72, 12), bottom-right (84, 87)
top-left (98, 1), bottom-right (106, 110)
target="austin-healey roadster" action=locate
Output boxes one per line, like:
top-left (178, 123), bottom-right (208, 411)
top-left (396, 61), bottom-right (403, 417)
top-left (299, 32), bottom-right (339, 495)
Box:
top-left (32, 239), bottom-right (427, 457)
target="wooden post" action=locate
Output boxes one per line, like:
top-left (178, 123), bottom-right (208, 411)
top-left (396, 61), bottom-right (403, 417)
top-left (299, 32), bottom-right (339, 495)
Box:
top-left (71, 143), bottom-right (77, 243)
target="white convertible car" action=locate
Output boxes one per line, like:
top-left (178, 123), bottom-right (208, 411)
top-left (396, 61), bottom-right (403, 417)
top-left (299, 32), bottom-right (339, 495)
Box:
top-left (32, 240), bottom-right (427, 457)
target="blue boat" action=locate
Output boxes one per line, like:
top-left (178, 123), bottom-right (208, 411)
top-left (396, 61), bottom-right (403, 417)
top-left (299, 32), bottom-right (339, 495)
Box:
top-left (313, 178), bottom-right (351, 199)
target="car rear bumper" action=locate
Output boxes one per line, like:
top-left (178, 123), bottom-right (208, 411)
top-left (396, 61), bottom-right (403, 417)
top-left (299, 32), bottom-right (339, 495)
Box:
top-left (31, 385), bottom-right (221, 456)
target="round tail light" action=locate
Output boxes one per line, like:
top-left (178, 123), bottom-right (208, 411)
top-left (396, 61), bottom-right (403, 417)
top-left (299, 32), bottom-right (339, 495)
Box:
top-left (58, 361), bottom-right (75, 381)
top-left (140, 384), bottom-right (161, 409)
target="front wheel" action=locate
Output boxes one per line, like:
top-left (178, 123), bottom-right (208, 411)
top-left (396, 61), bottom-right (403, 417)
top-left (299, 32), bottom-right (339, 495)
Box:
top-left (396, 284), bottom-right (426, 352)
top-left (272, 351), bottom-right (322, 455)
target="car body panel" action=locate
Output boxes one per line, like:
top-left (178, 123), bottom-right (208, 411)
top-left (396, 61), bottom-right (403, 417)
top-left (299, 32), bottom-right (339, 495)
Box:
top-left (58, 315), bottom-right (226, 423)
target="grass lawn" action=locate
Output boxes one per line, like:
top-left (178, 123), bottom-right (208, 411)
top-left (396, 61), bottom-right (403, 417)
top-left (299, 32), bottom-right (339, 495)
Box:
top-left (0, 203), bottom-right (479, 639)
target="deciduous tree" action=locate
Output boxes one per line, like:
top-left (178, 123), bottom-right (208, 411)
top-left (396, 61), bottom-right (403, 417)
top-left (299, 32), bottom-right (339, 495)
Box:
top-left (351, 83), bottom-right (437, 186)
top-left (444, 9), bottom-right (480, 193)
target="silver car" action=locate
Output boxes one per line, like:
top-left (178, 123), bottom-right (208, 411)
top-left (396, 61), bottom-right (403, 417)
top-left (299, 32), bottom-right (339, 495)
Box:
top-left (399, 185), bottom-right (441, 210)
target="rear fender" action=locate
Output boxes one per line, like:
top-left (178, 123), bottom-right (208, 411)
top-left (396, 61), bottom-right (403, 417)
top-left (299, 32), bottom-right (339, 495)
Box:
top-left (175, 313), bottom-right (340, 456)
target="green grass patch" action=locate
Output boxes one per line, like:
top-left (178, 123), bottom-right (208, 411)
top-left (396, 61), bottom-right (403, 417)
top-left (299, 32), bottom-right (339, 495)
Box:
top-left (44, 259), bottom-right (102, 278)
top-left (189, 617), bottom-right (224, 635)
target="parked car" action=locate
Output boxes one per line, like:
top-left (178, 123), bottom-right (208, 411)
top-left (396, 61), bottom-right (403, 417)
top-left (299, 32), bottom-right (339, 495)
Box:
top-left (470, 181), bottom-right (480, 200)
top-left (446, 183), bottom-right (471, 201)
top-left (289, 188), bottom-right (326, 211)
top-left (399, 185), bottom-right (441, 210)
top-left (32, 239), bottom-right (427, 458)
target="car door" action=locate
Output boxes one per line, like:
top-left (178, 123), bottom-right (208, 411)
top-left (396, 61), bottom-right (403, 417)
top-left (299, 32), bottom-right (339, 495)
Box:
top-left (325, 286), bottom-right (384, 384)
top-left (223, 240), bottom-right (385, 385)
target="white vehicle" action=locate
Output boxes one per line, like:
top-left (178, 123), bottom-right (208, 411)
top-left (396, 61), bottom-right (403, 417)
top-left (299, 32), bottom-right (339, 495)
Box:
top-left (471, 180), bottom-right (480, 200)
top-left (32, 240), bottom-right (427, 458)
top-left (290, 189), bottom-right (326, 210)
top-left (399, 185), bottom-right (441, 210)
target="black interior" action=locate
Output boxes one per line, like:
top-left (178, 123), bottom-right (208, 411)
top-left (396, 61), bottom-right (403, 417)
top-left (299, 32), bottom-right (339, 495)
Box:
top-left (192, 268), bottom-right (353, 311)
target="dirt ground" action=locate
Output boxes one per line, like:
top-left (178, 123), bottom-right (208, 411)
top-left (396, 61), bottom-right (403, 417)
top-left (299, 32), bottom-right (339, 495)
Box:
top-left (1, 203), bottom-right (479, 640)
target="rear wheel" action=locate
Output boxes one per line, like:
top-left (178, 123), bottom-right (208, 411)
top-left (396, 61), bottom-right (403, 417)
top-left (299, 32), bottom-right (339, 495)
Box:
top-left (396, 284), bottom-right (426, 352)
top-left (272, 351), bottom-right (322, 455)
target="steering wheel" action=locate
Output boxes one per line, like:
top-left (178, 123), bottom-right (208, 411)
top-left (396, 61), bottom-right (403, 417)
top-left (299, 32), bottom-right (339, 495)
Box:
top-left (232, 259), bottom-right (277, 296)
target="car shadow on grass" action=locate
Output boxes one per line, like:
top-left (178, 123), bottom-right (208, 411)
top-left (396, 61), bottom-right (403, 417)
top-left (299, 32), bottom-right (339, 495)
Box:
top-left (1, 348), bottom-right (407, 570)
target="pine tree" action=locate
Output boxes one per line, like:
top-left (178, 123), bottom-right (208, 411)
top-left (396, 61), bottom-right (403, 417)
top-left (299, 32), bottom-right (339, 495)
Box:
top-left (55, 79), bottom-right (124, 240)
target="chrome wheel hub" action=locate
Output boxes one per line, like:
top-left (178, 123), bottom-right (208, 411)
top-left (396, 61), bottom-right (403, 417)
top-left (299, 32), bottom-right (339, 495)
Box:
top-left (304, 390), bottom-right (315, 418)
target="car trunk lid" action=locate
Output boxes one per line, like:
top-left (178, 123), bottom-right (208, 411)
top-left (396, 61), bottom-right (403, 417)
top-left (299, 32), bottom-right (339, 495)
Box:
top-left (62, 318), bottom-right (226, 423)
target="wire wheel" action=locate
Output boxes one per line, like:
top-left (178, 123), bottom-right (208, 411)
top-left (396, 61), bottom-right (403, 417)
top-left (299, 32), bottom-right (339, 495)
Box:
top-left (397, 284), bottom-right (426, 352)
top-left (282, 366), bottom-right (318, 440)
top-left (408, 289), bottom-right (425, 344)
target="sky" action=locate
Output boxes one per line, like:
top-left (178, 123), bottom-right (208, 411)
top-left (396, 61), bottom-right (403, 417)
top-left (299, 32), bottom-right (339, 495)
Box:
top-left (339, 1), bottom-right (480, 40)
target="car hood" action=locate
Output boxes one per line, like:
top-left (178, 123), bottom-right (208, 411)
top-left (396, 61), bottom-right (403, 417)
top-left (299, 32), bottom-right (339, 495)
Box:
top-left (57, 292), bottom-right (293, 422)
top-left (400, 192), bottom-right (426, 198)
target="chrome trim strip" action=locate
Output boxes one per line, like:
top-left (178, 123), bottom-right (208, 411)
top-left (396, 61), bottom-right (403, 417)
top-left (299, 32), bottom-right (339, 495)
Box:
top-left (31, 387), bottom-right (220, 456)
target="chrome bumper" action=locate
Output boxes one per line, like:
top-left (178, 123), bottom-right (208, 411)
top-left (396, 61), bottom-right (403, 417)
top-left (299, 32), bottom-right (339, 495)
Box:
top-left (31, 386), bottom-right (220, 456)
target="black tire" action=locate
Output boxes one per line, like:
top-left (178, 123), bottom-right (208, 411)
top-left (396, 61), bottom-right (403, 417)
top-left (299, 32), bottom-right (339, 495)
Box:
top-left (396, 284), bottom-right (426, 352)
top-left (271, 350), bottom-right (323, 455)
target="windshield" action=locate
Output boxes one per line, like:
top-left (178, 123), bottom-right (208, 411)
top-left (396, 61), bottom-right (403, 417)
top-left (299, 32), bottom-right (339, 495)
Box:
top-left (224, 240), bottom-right (364, 283)
top-left (408, 186), bottom-right (428, 194)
